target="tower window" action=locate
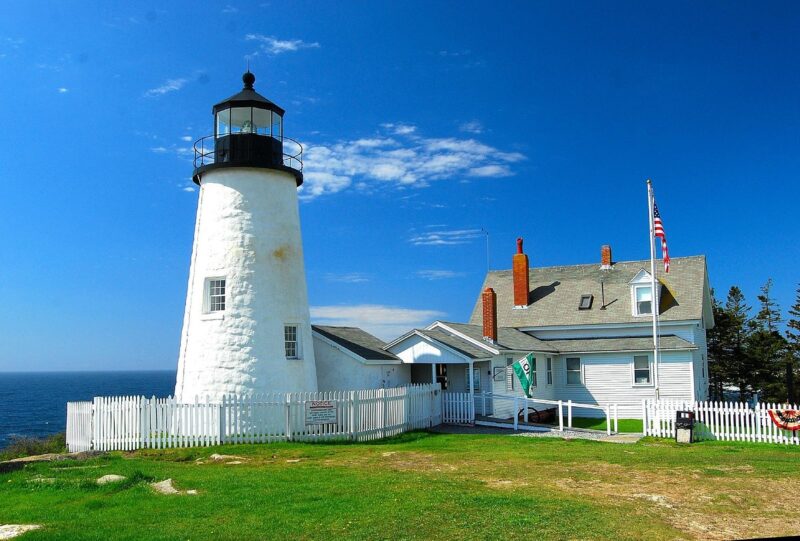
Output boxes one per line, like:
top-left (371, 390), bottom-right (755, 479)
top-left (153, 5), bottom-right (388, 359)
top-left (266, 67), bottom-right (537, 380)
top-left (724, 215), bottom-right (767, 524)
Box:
top-left (285, 325), bottom-right (300, 359)
top-left (206, 278), bottom-right (226, 312)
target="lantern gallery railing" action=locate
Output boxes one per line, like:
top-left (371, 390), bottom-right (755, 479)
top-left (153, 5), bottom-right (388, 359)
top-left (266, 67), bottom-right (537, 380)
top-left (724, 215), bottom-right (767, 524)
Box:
top-left (193, 134), bottom-right (304, 172)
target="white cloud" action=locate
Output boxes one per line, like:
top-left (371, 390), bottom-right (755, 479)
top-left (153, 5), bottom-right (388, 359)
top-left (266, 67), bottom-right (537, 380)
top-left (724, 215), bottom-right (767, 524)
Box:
top-left (459, 120), bottom-right (483, 134)
top-left (181, 135), bottom-right (193, 142)
top-left (150, 145), bottom-right (194, 161)
top-left (221, 5), bottom-right (238, 13)
top-left (245, 34), bottom-right (320, 55)
top-left (310, 304), bottom-right (445, 341)
top-left (417, 270), bottom-right (465, 280)
top-left (144, 78), bottom-right (188, 97)
top-left (57, 87), bottom-right (69, 93)
top-left (409, 229), bottom-right (484, 246)
top-left (325, 272), bottom-right (370, 284)
top-left (300, 126), bottom-right (525, 200)
top-left (182, 186), bottom-right (196, 192)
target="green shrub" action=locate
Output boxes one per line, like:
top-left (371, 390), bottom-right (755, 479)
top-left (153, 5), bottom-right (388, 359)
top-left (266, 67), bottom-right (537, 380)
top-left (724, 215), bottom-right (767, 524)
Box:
top-left (0, 432), bottom-right (67, 461)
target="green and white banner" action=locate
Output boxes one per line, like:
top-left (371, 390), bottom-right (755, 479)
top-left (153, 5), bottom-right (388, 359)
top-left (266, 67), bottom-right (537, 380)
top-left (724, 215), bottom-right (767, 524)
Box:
top-left (513, 353), bottom-right (535, 398)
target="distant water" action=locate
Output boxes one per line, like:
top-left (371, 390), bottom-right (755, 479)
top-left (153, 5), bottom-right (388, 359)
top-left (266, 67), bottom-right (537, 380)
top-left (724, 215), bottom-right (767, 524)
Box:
top-left (0, 371), bottom-right (176, 449)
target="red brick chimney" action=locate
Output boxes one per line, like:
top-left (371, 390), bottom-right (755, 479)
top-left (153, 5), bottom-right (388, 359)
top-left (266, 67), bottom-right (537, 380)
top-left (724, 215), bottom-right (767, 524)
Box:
top-left (482, 287), bottom-right (497, 343)
top-left (513, 237), bottom-right (530, 308)
top-left (601, 244), bottom-right (613, 269)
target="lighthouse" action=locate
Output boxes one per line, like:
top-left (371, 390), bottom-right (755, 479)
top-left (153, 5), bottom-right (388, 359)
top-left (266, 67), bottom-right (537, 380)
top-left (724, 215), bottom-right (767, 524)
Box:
top-left (175, 71), bottom-right (318, 401)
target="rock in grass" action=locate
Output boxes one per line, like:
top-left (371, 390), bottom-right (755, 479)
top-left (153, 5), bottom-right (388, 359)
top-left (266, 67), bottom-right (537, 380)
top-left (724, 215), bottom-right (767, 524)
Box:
top-left (151, 479), bottom-right (180, 495)
top-left (209, 453), bottom-right (245, 461)
top-left (96, 474), bottom-right (126, 485)
top-left (0, 525), bottom-right (42, 539)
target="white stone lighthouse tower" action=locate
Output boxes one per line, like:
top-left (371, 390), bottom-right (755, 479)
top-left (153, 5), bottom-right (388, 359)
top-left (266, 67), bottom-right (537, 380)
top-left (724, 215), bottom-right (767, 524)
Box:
top-left (175, 71), bottom-right (317, 401)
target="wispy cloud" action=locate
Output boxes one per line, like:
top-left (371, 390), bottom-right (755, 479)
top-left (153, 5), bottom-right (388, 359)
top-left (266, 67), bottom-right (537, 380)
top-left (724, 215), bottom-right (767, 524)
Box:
top-left (459, 120), bottom-right (483, 134)
top-left (221, 5), bottom-right (238, 13)
top-left (57, 87), bottom-right (69, 94)
top-left (325, 272), bottom-right (370, 284)
top-left (144, 78), bottom-right (188, 97)
top-left (245, 34), bottom-right (320, 55)
top-left (180, 135), bottom-right (193, 142)
top-left (301, 125), bottom-right (525, 200)
top-left (409, 229), bottom-right (485, 246)
top-left (311, 304), bottom-right (445, 341)
top-left (151, 145), bottom-right (194, 160)
top-left (416, 270), bottom-right (466, 280)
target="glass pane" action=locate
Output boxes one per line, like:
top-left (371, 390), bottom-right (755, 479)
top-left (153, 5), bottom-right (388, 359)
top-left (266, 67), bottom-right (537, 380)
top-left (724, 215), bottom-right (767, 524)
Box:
top-left (252, 108), bottom-right (271, 136)
top-left (634, 356), bottom-right (649, 370)
top-left (567, 371), bottom-right (581, 384)
top-left (230, 107), bottom-right (253, 133)
top-left (566, 358), bottom-right (580, 371)
top-left (635, 370), bottom-right (650, 384)
top-left (636, 286), bottom-right (652, 302)
top-left (637, 300), bottom-right (652, 315)
top-left (272, 113), bottom-right (282, 140)
top-left (216, 109), bottom-right (230, 137)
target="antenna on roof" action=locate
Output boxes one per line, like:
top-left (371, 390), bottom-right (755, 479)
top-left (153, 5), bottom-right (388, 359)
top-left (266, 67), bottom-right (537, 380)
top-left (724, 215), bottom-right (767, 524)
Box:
top-left (480, 228), bottom-right (490, 274)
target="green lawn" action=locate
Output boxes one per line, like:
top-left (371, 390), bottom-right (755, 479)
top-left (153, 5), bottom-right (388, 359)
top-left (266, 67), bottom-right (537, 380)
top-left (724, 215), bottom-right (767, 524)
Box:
top-left (562, 416), bottom-right (643, 433)
top-left (2, 432), bottom-right (799, 540)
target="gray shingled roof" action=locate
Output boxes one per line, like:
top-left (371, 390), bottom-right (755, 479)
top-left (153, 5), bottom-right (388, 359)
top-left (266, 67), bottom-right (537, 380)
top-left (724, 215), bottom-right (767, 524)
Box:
top-left (435, 322), bottom-right (558, 353)
top-left (468, 255), bottom-right (710, 328)
top-left (418, 329), bottom-right (492, 359)
top-left (312, 325), bottom-right (399, 361)
top-left (542, 335), bottom-right (696, 353)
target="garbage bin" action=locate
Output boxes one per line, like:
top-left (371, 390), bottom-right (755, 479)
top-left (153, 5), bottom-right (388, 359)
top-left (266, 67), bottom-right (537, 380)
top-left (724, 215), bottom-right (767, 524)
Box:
top-left (675, 410), bottom-right (695, 443)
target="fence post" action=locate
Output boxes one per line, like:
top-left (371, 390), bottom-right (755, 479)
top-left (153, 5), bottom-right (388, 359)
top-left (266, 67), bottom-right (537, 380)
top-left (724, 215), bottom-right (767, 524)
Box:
top-left (218, 396), bottom-right (226, 445)
top-left (558, 400), bottom-right (564, 432)
top-left (641, 400), bottom-right (647, 436)
top-left (285, 394), bottom-right (292, 442)
top-left (605, 405), bottom-right (611, 436)
top-left (614, 404), bottom-right (619, 434)
top-left (567, 400), bottom-right (573, 429)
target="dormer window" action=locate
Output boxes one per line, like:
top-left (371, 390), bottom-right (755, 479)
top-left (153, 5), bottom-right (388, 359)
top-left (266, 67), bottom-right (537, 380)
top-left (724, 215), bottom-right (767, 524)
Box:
top-left (634, 285), bottom-right (652, 316)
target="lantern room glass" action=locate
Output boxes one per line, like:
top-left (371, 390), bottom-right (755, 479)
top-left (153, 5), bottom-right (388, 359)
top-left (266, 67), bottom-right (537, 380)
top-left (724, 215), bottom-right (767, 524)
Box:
top-left (215, 107), bottom-right (283, 139)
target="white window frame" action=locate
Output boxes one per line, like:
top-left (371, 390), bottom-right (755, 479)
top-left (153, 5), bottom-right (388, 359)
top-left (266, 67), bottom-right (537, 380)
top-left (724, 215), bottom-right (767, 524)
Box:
top-left (505, 357), bottom-right (515, 392)
top-left (546, 357), bottom-right (553, 386)
top-left (204, 277), bottom-right (227, 314)
top-left (565, 357), bottom-right (582, 386)
top-left (284, 324), bottom-right (301, 360)
top-left (631, 354), bottom-right (653, 386)
top-left (632, 284), bottom-right (654, 317)
top-left (465, 367), bottom-right (480, 392)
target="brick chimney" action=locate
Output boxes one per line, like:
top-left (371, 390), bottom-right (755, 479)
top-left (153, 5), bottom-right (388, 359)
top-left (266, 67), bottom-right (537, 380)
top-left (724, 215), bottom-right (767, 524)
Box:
top-left (513, 237), bottom-right (530, 308)
top-left (482, 287), bottom-right (497, 343)
top-left (601, 244), bottom-right (613, 269)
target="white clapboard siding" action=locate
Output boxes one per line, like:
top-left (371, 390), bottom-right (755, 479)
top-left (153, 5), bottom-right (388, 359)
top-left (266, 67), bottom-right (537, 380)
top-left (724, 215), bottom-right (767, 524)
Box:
top-left (643, 399), bottom-right (800, 446)
top-left (66, 384), bottom-right (442, 451)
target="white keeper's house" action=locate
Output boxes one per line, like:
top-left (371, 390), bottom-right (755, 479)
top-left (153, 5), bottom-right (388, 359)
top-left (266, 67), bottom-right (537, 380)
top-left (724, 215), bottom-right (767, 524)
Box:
top-left (378, 241), bottom-right (713, 418)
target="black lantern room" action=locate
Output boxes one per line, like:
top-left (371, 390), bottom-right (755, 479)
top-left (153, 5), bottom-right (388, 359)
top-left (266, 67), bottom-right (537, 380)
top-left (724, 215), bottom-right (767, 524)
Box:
top-left (192, 71), bottom-right (303, 185)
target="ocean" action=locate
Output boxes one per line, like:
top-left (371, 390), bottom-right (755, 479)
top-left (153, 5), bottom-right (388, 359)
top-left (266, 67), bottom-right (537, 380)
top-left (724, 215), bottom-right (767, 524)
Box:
top-left (0, 371), bottom-right (176, 449)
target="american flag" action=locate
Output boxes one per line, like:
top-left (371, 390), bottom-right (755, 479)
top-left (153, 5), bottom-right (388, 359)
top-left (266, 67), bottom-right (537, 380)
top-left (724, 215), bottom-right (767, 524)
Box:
top-left (653, 202), bottom-right (670, 273)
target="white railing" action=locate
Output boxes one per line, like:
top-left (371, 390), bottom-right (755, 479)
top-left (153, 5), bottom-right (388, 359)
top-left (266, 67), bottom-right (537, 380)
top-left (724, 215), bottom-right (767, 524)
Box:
top-left (66, 384), bottom-right (442, 452)
top-left (643, 399), bottom-right (800, 445)
top-left (442, 392), bottom-right (619, 435)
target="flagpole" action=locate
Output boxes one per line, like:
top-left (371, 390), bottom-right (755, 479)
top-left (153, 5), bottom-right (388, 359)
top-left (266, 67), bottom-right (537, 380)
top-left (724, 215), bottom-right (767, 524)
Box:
top-left (647, 179), bottom-right (660, 399)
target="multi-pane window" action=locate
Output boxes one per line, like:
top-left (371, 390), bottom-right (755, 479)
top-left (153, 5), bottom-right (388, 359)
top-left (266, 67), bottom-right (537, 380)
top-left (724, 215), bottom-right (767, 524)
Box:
top-left (634, 285), bottom-right (653, 316)
top-left (284, 325), bottom-right (299, 359)
top-left (207, 279), bottom-right (226, 312)
top-left (546, 357), bottom-right (553, 385)
top-left (566, 357), bottom-right (581, 385)
top-left (633, 355), bottom-right (651, 384)
top-left (465, 367), bottom-right (480, 392)
top-left (506, 357), bottom-right (515, 391)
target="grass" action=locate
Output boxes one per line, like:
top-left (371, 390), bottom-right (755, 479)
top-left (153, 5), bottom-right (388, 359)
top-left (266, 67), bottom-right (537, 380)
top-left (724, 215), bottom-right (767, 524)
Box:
top-left (562, 416), bottom-right (643, 433)
top-left (0, 433), bottom-right (66, 461)
top-left (2, 431), bottom-right (799, 540)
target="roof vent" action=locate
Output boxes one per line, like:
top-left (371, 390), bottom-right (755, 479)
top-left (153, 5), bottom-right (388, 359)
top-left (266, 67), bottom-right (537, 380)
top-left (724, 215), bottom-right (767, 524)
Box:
top-left (579, 294), bottom-right (593, 310)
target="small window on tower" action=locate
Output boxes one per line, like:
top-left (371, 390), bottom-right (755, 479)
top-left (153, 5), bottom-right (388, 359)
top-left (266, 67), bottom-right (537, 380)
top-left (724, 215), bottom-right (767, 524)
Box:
top-left (285, 325), bottom-right (300, 359)
top-left (579, 294), bottom-right (593, 310)
top-left (205, 278), bottom-right (226, 313)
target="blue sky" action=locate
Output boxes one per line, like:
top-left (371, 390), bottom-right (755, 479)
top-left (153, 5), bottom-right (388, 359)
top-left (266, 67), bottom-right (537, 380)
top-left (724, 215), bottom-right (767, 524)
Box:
top-left (1, 1), bottom-right (798, 371)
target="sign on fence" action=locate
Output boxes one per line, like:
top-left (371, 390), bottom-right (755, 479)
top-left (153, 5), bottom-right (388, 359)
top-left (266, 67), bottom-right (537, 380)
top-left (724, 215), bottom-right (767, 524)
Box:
top-left (305, 400), bottom-right (338, 425)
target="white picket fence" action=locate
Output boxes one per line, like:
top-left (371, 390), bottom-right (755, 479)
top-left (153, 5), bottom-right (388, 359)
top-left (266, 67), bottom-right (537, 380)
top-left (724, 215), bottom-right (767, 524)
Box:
top-left (66, 384), bottom-right (442, 452)
top-left (643, 399), bottom-right (800, 445)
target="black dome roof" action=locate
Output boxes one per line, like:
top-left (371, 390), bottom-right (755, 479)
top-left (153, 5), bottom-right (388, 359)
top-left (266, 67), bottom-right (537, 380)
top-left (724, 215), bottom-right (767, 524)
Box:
top-left (212, 71), bottom-right (285, 116)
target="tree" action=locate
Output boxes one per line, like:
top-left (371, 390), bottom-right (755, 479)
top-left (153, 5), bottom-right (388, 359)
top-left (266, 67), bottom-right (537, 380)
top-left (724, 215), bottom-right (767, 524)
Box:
top-left (747, 279), bottom-right (788, 403)
top-left (707, 289), bottom-right (730, 401)
top-left (785, 284), bottom-right (800, 404)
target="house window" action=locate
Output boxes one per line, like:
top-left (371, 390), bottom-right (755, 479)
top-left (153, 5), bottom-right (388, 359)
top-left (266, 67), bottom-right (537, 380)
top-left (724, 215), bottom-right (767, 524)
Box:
top-left (284, 325), bottom-right (300, 359)
top-left (506, 357), bottom-right (515, 391)
top-left (634, 285), bottom-right (653, 316)
top-left (465, 367), bottom-right (480, 392)
top-left (579, 294), bottom-right (593, 310)
top-left (206, 278), bottom-right (226, 312)
top-left (546, 357), bottom-right (553, 385)
top-left (566, 357), bottom-right (581, 385)
top-left (633, 355), bottom-right (651, 385)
